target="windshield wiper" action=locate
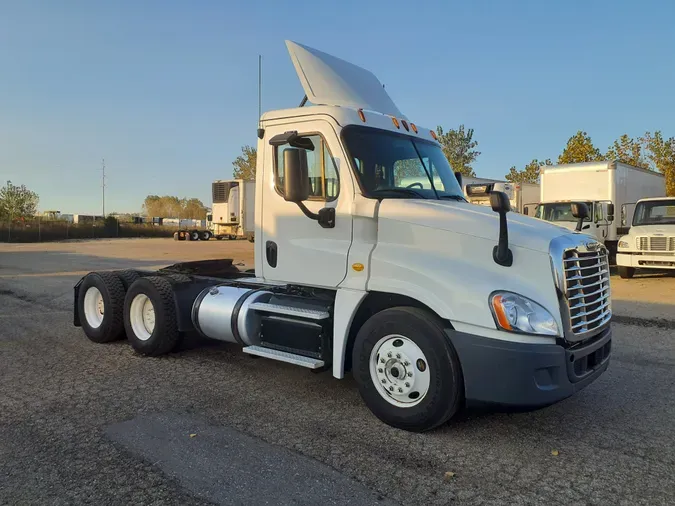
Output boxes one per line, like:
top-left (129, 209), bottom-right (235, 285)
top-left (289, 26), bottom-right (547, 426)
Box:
top-left (438, 194), bottom-right (467, 202)
top-left (371, 188), bottom-right (427, 198)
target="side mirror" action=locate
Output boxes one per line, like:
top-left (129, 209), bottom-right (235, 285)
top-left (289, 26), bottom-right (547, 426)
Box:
top-left (607, 203), bottom-right (615, 222)
top-left (490, 191), bottom-right (511, 214)
top-left (571, 202), bottom-right (589, 232)
top-left (283, 148), bottom-right (310, 203)
top-left (454, 171), bottom-right (462, 189)
top-left (489, 191), bottom-right (513, 267)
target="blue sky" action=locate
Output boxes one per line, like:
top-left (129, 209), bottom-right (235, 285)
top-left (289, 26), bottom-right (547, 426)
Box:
top-left (1, 0), bottom-right (674, 214)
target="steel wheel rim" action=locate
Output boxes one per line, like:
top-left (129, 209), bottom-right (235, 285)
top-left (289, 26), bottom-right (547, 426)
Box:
top-left (369, 334), bottom-right (431, 407)
top-left (129, 294), bottom-right (155, 341)
top-left (83, 287), bottom-right (105, 329)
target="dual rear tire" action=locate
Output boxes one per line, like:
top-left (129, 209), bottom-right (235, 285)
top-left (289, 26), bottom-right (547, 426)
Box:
top-left (77, 271), bottom-right (180, 356)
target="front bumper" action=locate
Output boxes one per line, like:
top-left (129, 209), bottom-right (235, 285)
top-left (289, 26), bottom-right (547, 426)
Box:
top-left (446, 327), bottom-right (611, 407)
top-left (617, 252), bottom-right (675, 269)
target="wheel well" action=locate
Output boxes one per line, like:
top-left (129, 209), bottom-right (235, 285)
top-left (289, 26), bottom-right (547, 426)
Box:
top-left (342, 291), bottom-right (450, 373)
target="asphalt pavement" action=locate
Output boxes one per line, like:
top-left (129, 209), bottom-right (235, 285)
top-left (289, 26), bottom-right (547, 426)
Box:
top-left (1, 245), bottom-right (674, 505)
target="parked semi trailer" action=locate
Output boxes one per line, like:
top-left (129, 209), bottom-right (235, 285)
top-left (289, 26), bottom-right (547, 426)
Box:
top-left (73, 40), bottom-right (612, 432)
top-left (173, 179), bottom-right (255, 242)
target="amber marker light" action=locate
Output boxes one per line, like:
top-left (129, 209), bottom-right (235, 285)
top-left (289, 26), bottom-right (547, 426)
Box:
top-left (491, 294), bottom-right (513, 331)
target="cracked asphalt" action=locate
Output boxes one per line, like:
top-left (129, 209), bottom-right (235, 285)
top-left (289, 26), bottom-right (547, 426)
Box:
top-left (1, 239), bottom-right (674, 505)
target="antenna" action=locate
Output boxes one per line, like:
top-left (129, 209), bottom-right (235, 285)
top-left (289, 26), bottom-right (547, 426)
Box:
top-left (257, 55), bottom-right (264, 139)
top-left (258, 54), bottom-right (262, 123)
top-left (101, 158), bottom-right (106, 218)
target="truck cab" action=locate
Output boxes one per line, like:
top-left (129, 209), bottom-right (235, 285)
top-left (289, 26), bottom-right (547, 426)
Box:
top-left (72, 40), bottom-right (612, 432)
top-left (616, 197), bottom-right (675, 278)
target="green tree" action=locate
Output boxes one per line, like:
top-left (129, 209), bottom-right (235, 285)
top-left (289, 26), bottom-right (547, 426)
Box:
top-left (558, 131), bottom-right (604, 164)
top-left (435, 125), bottom-right (480, 177)
top-left (0, 180), bottom-right (39, 220)
top-left (232, 145), bottom-right (257, 180)
top-left (605, 134), bottom-right (648, 168)
top-left (505, 159), bottom-right (553, 184)
top-left (642, 131), bottom-right (675, 196)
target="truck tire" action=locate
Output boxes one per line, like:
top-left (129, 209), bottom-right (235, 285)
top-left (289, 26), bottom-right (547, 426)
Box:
top-left (178, 230), bottom-right (187, 241)
top-left (200, 231), bottom-right (211, 241)
top-left (618, 266), bottom-right (635, 279)
top-left (123, 276), bottom-right (180, 356)
top-left (352, 307), bottom-right (464, 432)
top-left (190, 230), bottom-right (200, 241)
top-left (173, 232), bottom-right (179, 241)
top-left (113, 269), bottom-right (141, 290)
top-left (77, 271), bottom-right (126, 343)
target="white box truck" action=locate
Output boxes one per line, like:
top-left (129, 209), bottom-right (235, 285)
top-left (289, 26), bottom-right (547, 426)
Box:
top-left (536, 161), bottom-right (665, 258)
top-left (465, 181), bottom-right (540, 215)
top-left (616, 197), bottom-right (675, 277)
top-left (72, 40), bottom-right (612, 432)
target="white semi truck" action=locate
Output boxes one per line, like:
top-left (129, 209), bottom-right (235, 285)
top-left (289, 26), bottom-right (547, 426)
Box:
top-left (72, 40), bottom-right (612, 432)
top-left (535, 161), bottom-right (665, 260)
top-left (616, 196), bottom-right (675, 278)
top-left (465, 181), bottom-right (540, 215)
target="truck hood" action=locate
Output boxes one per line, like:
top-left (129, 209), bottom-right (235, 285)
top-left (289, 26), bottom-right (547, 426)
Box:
top-left (626, 224), bottom-right (675, 236)
top-left (378, 199), bottom-right (577, 253)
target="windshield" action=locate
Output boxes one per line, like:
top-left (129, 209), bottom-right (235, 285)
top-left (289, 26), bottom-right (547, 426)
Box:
top-left (633, 200), bottom-right (675, 226)
top-left (341, 126), bottom-right (465, 200)
top-left (535, 202), bottom-right (593, 222)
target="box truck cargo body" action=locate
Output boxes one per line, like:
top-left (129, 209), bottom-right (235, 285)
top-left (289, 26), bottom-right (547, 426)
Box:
top-left (536, 161), bottom-right (665, 255)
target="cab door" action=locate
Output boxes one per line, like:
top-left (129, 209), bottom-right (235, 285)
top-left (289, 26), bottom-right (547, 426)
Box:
top-left (260, 119), bottom-right (353, 288)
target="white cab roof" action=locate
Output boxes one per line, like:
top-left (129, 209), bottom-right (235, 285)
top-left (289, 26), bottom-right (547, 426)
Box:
top-left (285, 40), bottom-right (406, 119)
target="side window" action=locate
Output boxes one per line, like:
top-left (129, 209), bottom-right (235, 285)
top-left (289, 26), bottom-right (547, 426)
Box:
top-left (595, 203), bottom-right (604, 222)
top-left (275, 134), bottom-right (339, 201)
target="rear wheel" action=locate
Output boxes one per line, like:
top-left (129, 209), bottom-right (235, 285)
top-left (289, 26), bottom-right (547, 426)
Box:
top-left (178, 230), bottom-right (187, 241)
top-left (78, 272), bottom-right (126, 343)
top-left (113, 269), bottom-right (141, 291)
top-left (352, 307), bottom-right (464, 432)
top-left (618, 266), bottom-right (635, 279)
top-left (190, 230), bottom-right (200, 241)
top-left (200, 230), bottom-right (211, 241)
top-left (124, 276), bottom-right (180, 356)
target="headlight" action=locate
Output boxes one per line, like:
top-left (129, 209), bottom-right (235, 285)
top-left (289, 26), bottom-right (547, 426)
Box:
top-left (618, 240), bottom-right (629, 249)
top-left (490, 292), bottom-right (559, 336)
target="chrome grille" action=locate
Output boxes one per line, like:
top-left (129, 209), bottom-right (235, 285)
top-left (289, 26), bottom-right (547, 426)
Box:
top-left (563, 249), bottom-right (611, 335)
top-left (636, 236), bottom-right (675, 252)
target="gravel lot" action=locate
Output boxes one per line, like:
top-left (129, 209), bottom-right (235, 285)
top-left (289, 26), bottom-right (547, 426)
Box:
top-left (1, 238), bottom-right (674, 505)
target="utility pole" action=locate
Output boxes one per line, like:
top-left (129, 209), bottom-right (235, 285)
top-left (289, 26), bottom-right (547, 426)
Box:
top-left (101, 158), bottom-right (106, 218)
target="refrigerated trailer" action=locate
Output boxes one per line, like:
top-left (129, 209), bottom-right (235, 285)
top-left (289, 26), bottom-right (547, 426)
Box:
top-left (73, 40), bottom-right (612, 432)
top-left (174, 179), bottom-right (256, 242)
top-left (536, 161), bottom-right (665, 257)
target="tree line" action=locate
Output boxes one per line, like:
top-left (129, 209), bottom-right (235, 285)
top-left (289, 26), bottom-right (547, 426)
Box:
top-left (142, 195), bottom-right (208, 219)
top-left (231, 128), bottom-right (675, 196)
top-left (505, 130), bottom-right (675, 196)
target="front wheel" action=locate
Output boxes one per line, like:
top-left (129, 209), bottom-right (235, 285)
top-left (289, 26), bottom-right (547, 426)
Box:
top-left (618, 266), bottom-right (635, 279)
top-left (352, 307), bottom-right (464, 432)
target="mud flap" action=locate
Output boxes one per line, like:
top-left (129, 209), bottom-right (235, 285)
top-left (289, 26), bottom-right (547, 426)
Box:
top-left (73, 277), bottom-right (84, 327)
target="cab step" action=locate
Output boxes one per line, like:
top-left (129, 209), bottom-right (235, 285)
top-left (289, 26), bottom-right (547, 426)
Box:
top-left (248, 302), bottom-right (330, 321)
top-left (242, 345), bottom-right (325, 369)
